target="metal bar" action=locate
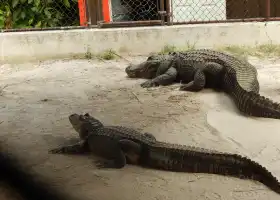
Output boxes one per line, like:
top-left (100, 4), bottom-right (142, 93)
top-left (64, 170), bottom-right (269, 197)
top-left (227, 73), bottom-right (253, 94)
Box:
top-left (159, 0), bottom-right (165, 25)
top-left (0, 26), bottom-right (97, 33)
top-left (166, 0), bottom-right (171, 25)
top-left (266, 0), bottom-right (271, 20)
top-left (98, 20), bottom-right (163, 28)
top-left (266, 17), bottom-right (280, 21)
top-left (171, 18), bottom-right (268, 25)
top-left (97, 0), bottom-right (104, 22)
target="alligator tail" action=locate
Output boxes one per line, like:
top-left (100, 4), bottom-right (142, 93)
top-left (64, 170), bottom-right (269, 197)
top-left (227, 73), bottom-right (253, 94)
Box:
top-left (223, 67), bottom-right (280, 119)
top-left (231, 154), bottom-right (280, 194)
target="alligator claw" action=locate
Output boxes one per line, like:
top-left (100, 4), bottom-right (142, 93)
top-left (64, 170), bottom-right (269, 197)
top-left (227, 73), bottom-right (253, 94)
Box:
top-left (49, 147), bottom-right (64, 154)
top-left (140, 80), bottom-right (157, 88)
top-left (179, 84), bottom-right (192, 91)
top-left (94, 160), bottom-right (115, 169)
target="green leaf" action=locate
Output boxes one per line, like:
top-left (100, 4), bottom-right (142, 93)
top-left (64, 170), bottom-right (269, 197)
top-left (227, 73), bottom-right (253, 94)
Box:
top-left (28, 18), bottom-right (34, 25)
top-left (12, 0), bottom-right (19, 8)
top-left (31, 7), bottom-right (38, 12)
top-left (12, 8), bottom-right (21, 21)
top-left (20, 11), bottom-right (26, 19)
top-left (20, 0), bottom-right (27, 3)
top-left (0, 16), bottom-right (4, 29)
top-left (28, 0), bottom-right (33, 3)
top-left (35, 21), bottom-right (41, 27)
top-left (44, 8), bottom-right (52, 18)
top-left (34, 0), bottom-right (40, 7)
top-left (63, 0), bottom-right (70, 8)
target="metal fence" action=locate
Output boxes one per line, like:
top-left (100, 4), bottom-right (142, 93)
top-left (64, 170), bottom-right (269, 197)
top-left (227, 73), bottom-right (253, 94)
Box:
top-left (169, 0), bottom-right (280, 24)
top-left (1, 0), bottom-right (280, 31)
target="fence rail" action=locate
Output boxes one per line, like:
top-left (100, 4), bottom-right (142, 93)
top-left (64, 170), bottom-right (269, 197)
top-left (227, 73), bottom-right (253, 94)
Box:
top-left (0, 0), bottom-right (280, 32)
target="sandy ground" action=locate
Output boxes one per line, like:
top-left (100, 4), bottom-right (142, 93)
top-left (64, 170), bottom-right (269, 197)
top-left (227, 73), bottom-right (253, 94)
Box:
top-left (1, 56), bottom-right (280, 200)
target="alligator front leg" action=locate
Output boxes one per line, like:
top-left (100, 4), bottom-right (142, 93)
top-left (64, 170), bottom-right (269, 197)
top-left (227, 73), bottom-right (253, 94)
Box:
top-left (118, 139), bottom-right (142, 165)
top-left (49, 141), bottom-right (88, 154)
top-left (141, 67), bottom-right (177, 88)
top-left (179, 69), bottom-right (206, 92)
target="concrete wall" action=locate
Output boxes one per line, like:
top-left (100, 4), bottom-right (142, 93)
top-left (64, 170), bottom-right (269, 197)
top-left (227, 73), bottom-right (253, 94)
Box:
top-left (1, 21), bottom-right (280, 63)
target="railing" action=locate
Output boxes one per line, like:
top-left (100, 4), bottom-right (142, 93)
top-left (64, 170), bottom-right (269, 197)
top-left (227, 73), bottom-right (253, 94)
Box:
top-left (1, 0), bottom-right (280, 32)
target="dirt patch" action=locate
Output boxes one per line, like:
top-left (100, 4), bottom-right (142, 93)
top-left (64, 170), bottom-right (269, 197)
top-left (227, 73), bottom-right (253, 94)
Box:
top-left (1, 56), bottom-right (280, 199)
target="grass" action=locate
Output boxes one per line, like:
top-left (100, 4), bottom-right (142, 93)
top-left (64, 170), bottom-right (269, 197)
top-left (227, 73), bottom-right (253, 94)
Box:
top-left (217, 44), bottom-right (280, 58)
top-left (96, 49), bottom-right (117, 60)
top-left (159, 43), bottom-right (280, 60)
top-left (82, 43), bottom-right (280, 61)
top-left (159, 43), bottom-right (196, 54)
top-left (82, 49), bottom-right (118, 60)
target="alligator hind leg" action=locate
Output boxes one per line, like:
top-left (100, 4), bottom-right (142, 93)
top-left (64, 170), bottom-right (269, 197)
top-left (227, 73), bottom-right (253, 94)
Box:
top-left (118, 139), bottom-right (142, 165)
top-left (94, 150), bottom-right (126, 169)
top-left (179, 62), bottom-right (223, 92)
top-left (88, 135), bottom-right (127, 169)
top-left (179, 69), bottom-right (206, 92)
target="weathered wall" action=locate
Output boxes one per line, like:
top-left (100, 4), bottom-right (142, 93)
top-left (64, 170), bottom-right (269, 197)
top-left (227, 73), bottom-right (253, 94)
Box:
top-left (1, 21), bottom-right (280, 63)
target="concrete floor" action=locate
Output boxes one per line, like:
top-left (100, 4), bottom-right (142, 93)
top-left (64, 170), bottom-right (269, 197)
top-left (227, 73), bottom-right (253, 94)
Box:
top-left (1, 56), bottom-right (280, 200)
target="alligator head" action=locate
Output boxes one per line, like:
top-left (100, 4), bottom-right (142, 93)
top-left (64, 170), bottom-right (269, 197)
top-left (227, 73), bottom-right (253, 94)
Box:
top-left (125, 54), bottom-right (174, 79)
top-left (69, 113), bottom-right (103, 140)
top-left (125, 60), bottom-right (161, 79)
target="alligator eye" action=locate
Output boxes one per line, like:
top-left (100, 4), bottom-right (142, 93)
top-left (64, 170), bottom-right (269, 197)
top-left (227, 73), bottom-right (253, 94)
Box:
top-left (79, 115), bottom-right (85, 120)
top-left (84, 113), bottom-right (90, 117)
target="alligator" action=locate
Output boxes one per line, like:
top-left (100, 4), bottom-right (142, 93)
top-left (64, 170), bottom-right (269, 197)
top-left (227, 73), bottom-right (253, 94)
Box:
top-left (125, 49), bottom-right (280, 119)
top-left (0, 143), bottom-right (76, 200)
top-left (49, 113), bottom-right (157, 156)
top-left (49, 114), bottom-right (280, 194)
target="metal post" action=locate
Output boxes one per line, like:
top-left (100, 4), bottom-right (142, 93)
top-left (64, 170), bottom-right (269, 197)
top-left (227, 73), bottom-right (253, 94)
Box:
top-left (266, 0), bottom-right (271, 20)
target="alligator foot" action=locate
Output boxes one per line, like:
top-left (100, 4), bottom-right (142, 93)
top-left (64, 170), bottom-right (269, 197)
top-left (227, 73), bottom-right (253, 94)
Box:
top-left (49, 147), bottom-right (66, 154)
top-left (179, 82), bottom-right (203, 92)
top-left (140, 80), bottom-right (158, 88)
top-left (49, 142), bottom-right (88, 154)
top-left (94, 159), bottom-right (125, 169)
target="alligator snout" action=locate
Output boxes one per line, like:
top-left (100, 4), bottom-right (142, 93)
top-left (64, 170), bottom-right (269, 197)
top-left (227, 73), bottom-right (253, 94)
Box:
top-left (125, 65), bottom-right (136, 77)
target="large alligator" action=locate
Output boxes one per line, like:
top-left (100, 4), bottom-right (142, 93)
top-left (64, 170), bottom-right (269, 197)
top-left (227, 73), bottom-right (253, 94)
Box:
top-left (49, 113), bottom-right (280, 195)
top-left (125, 49), bottom-right (280, 119)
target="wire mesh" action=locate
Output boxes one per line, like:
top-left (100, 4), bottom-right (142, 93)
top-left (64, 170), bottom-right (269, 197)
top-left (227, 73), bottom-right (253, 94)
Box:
top-left (111, 0), bottom-right (160, 22)
top-left (0, 0), bottom-right (80, 30)
top-left (170, 0), bottom-right (269, 24)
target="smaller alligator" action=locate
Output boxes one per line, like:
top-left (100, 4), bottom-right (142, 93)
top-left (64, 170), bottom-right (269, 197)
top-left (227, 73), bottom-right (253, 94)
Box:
top-left (49, 113), bottom-right (157, 156)
top-left (49, 114), bottom-right (280, 194)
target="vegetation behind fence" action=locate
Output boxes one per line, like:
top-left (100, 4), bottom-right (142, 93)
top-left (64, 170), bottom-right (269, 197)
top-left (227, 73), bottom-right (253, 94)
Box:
top-left (0, 0), bottom-right (79, 29)
top-left (1, 0), bottom-right (280, 31)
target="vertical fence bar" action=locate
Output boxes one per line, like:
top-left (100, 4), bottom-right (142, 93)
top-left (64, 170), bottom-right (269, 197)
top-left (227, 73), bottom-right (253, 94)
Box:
top-left (266, 0), bottom-right (271, 20)
top-left (159, 0), bottom-right (165, 25)
top-left (78, 0), bottom-right (88, 26)
top-left (102, 0), bottom-right (111, 22)
top-left (166, 0), bottom-right (171, 25)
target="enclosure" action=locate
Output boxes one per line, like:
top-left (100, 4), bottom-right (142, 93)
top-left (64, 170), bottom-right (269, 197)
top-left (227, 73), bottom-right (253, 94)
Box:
top-left (1, 0), bottom-right (280, 199)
